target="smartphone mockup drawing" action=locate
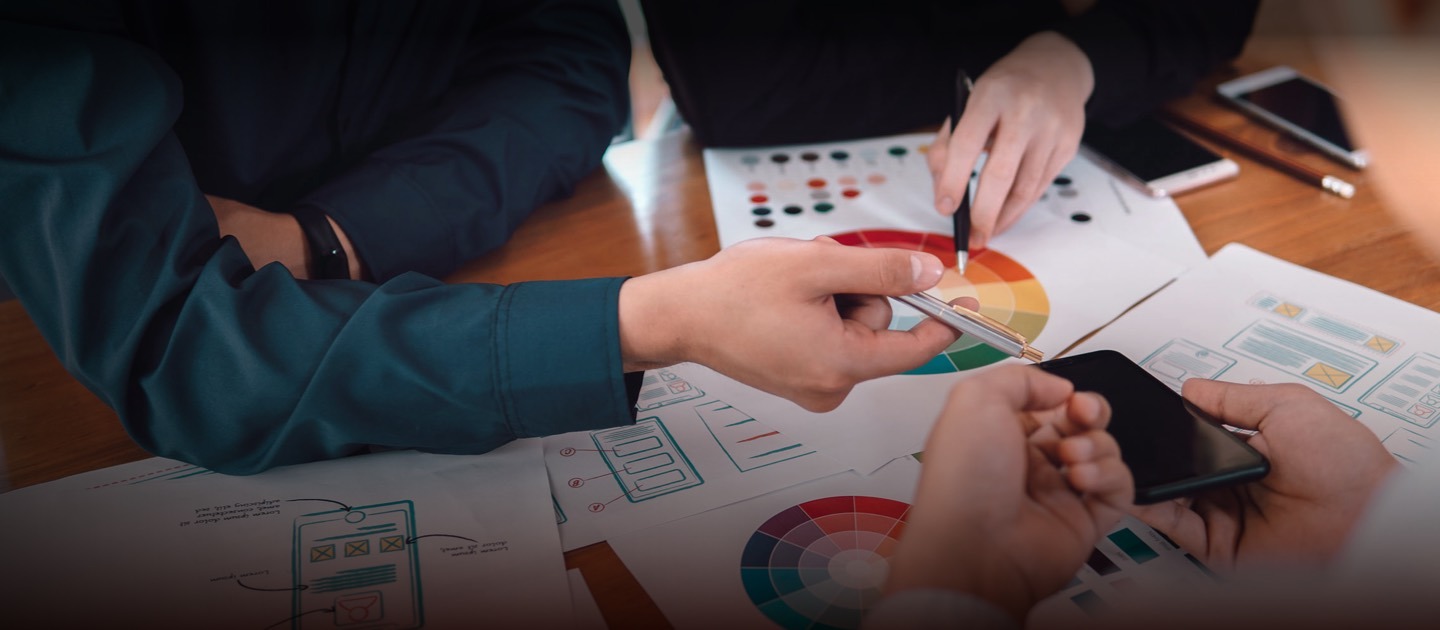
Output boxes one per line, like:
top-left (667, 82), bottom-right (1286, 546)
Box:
top-left (1080, 115), bottom-right (1239, 198)
top-left (1217, 66), bottom-right (1368, 169)
top-left (293, 501), bottom-right (422, 629)
top-left (1037, 350), bottom-right (1269, 504)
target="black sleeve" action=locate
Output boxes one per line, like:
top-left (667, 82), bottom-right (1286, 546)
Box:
top-left (1051, 0), bottom-right (1260, 125)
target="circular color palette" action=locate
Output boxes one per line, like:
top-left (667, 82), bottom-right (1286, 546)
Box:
top-left (827, 229), bottom-right (1050, 373)
top-left (740, 496), bottom-right (910, 630)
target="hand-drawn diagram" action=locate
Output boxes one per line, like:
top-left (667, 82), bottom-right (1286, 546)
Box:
top-left (1139, 339), bottom-right (1236, 390)
top-left (1382, 427), bottom-right (1436, 466)
top-left (1362, 353), bottom-right (1440, 428)
top-left (636, 369), bottom-right (706, 411)
top-left (1224, 320), bottom-right (1376, 392)
top-left (696, 401), bottom-right (816, 471)
top-left (593, 419), bottom-right (704, 503)
top-left (293, 501), bottom-right (422, 629)
top-left (1250, 293), bottom-right (1403, 356)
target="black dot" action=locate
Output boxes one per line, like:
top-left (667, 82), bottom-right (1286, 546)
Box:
top-left (755, 218), bottom-right (775, 228)
top-left (830, 150), bottom-right (850, 161)
top-left (1070, 212), bottom-right (1092, 223)
top-left (771, 153), bottom-right (790, 164)
top-left (752, 207), bottom-right (772, 216)
top-left (1054, 175), bottom-right (1073, 186)
top-left (783, 205), bottom-right (803, 215)
top-left (800, 152), bottom-right (820, 162)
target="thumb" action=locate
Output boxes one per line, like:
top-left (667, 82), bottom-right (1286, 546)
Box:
top-left (1180, 378), bottom-right (1277, 431)
top-left (804, 243), bottom-right (945, 296)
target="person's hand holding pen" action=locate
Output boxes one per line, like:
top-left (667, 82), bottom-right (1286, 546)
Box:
top-left (927, 32), bottom-right (1094, 251)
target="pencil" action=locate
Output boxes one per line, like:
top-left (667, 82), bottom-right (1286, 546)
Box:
top-left (953, 70), bottom-right (975, 273)
top-left (1164, 110), bottom-right (1355, 199)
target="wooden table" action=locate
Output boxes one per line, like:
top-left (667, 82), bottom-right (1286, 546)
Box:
top-left (4, 51), bottom-right (1439, 628)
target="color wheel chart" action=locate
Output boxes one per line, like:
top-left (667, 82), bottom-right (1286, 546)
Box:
top-left (740, 496), bottom-right (909, 630)
top-left (829, 229), bottom-right (1050, 373)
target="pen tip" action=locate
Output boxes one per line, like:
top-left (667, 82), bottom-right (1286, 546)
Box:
top-left (956, 252), bottom-right (968, 275)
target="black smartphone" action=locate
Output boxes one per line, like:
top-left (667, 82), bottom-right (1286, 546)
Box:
top-left (1080, 115), bottom-right (1238, 198)
top-left (1036, 350), bottom-right (1269, 504)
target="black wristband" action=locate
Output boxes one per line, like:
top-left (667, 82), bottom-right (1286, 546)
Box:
top-left (290, 207), bottom-right (351, 280)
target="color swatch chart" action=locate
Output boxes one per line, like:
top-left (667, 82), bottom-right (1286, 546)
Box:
top-left (740, 495), bottom-right (909, 630)
top-left (830, 229), bottom-right (1049, 373)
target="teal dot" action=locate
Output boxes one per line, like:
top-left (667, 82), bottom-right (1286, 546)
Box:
top-left (814, 202), bottom-right (835, 213)
top-left (888, 146), bottom-right (908, 157)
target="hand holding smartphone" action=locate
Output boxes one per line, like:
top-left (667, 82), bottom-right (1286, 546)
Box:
top-left (1037, 350), bottom-right (1269, 504)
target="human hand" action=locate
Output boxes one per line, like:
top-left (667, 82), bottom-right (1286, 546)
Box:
top-left (617, 236), bottom-right (964, 411)
top-left (928, 31), bottom-right (1093, 250)
top-left (1133, 380), bottom-right (1398, 571)
top-left (886, 365), bottom-right (1132, 621)
top-left (207, 195), bottom-right (363, 280)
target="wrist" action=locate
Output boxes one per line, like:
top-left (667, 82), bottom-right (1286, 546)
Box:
top-left (1019, 30), bottom-right (1095, 101)
top-left (617, 270), bottom-right (690, 372)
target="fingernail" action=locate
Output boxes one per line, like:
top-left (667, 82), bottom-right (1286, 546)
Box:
top-left (911, 254), bottom-right (942, 286)
top-left (938, 196), bottom-right (955, 214)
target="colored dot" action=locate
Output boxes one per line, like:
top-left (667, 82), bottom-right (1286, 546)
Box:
top-left (888, 146), bottom-right (908, 157)
top-left (811, 190), bottom-right (831, 200)
top-left (1054, 175), bottom-right (1073, 186)
top-left (755, 218), bottom-right (775, 228)
top-left (1070, 212), bottom-right (1092, 223)
top-left (837, 175), bottom-right (858, 186)
top-left (771, 153), bottom-right (791, 164)
top-left (842, 189), bottom-right (861, 198)
top-left (740, 155), bottom-right (760, 166)
top-left (752, 207), bottom-right (772, 216)
top-left (917, 144), bottom-right (930, 153)
top-left (867, 173), bottom-right (887, 185)
top-left (807, 178), bottom-right (827, 188)
top-left (830, 150), bottom-right (850, 162)
top-left (776, 180), bottom-right (799, 191)
top-left (801, 152), bottom-right (821, 163)
top-left (750, 194), bottom-right (768, 203)
top-left (814, 202), bottom-right (835, 213)
top-left (1059, 188), bottom-right (1079, 198)
top-left (783, 205), bottom-right (803, 215)
top-left (746, 181), bottom-right (767, 192)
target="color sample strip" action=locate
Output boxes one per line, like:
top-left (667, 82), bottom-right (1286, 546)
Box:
top-left (1107, 528), bottom-right (1159, 564)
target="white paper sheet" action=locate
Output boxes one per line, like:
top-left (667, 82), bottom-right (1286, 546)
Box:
top-left (1072, 243), bottom-right (1440, 464)
top-left (568, 569), bottom-right (608, 630)
top-left (545, 371), bottom-right (851, 550)
top-left (0, 442), bottom-right (573, 629)
top-left (703, 132), bottom-right (1206, 269)
top-left (671, 208), bottom-right (1185, 473)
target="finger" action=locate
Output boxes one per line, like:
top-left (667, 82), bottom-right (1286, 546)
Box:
top-left (927, 117), bottom-right (952, 179)
top-left (935, 103), bottom-right (999, 217)
top-left (1059, 391), bottom-right (1112, 436)
top-left (836, 294), bottom-right (894, 331)
top-left (991, 139), bottom-right (1052, 236)
top-left (840, 319), bottom-right (961, 380)
top-left (968, 125), bottom-right (1027, 250)
top-left (814, 235), bottom-right (839, 245)
top-left (1058, 430), bottom-right (1121, 467)
top-left (800, 244), bottom-right (946, 296)
top-left (1067, 456), bottom-right (1132, 499)
top-left (950, 365), bottom-right (1076, 421)
top-left (1180, 379), bottom-right (1296, 432)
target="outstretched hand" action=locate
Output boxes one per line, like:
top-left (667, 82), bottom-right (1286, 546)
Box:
top-left (886, 365), bottom-right (1133, 621)
top-left (1133, 380), bottom-right (1398, 570)
top-left (617, 236), bottom-right (969, 411)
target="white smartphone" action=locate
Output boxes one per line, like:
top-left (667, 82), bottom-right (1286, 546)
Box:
top-left (1217, 66), bottom-right (1368, 168)
top-left (1079, 116), bottom-right (1239, 198)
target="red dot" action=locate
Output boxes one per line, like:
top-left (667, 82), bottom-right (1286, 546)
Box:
top-left (842, 189), bottom-right (861, 198)
top-left (747, 182), bottom-right (767, 192)
top-left (807, 178), bottom-right (827, 188)
top-left (750, 194), bottom-right (769, 203)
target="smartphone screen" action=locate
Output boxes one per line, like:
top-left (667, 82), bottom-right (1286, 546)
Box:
top-left (1037, 350), bottom-right (1269, 504)
top-left (1082, 117), bottom-right (1224, 183)
top-left (1235, 76), bottom-right (1356, 151)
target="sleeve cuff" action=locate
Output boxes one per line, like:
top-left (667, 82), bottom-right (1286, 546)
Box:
top-left (496, 277), bottom-right (635, 437)
top-left (1048, 7), bottom-right (1150, 122)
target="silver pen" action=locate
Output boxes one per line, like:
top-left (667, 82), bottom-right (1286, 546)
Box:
top-left (893, 292), bottom-right (1044, 362)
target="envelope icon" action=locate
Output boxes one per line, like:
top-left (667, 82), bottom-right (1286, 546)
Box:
top-left (344, 540), bottom-right (369, 557)
top-left (380, 535), bottom-right (405, 552)
top-left (1304, 362), bottom-right (1352, 388)
top-left (310, 544), bottom-right (335, 562)
top-left (334, 591), bottom-right (383, 625)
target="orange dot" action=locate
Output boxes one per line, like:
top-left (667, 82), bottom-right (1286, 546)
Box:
top-left (747, 181), bottom-right (767, 191)
top-left (838, 175), bottom-right (858, 186)
top-left (867, 173), bottom-right (887, 185)
top-left (807, 178), bottom-right (827, 188)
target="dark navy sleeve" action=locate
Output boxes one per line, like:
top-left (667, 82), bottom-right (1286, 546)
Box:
top-left (298, 0), bottom-right (633, 282)
top-left (0, 21), bottom-right (634, 474)
top-left (1051, 0), bottom-right (1260, 125)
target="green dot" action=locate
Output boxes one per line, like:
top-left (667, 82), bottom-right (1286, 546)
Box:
top-left (888, 146), bottom-right (907, 157)
top-left (814, 202), bottom-right (835, 213)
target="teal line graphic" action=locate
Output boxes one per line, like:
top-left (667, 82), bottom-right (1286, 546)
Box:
top-left (310, 565), bottom-right (398, 593)
top-left (1250, 293), bottom-right (1403, 355)
top-left (293, 500), bottom-right (422, 629)
top-left (1224, 320), bottom-right (1375, 392)
top-left (695, 400), bottom-right (815, 472)
top-left (315, 528), bottom-right (396, 542)
top-left (1140, 339), bottom-right (1236, 391)
top-left (553, 496), bottom-right (567, 525)
top-left (592, 418), bottom-right (704, 502)
top-left (1361, 353), bottom-right (1440, 428)
top-left (636, 369), bottom-right (706, 411)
